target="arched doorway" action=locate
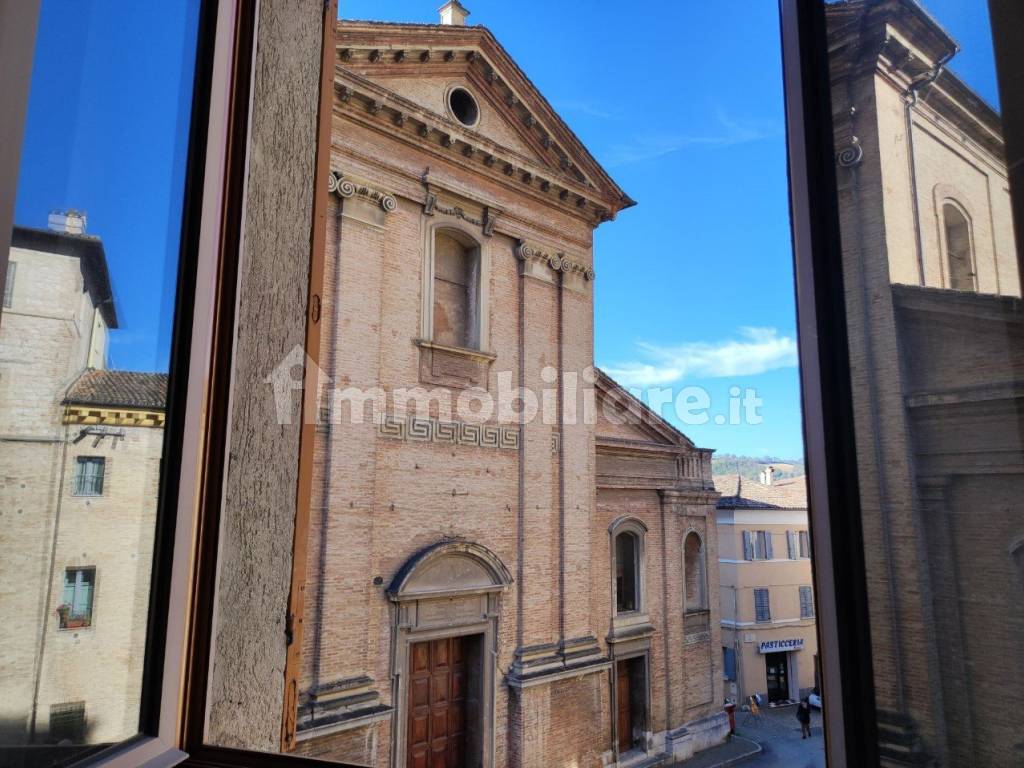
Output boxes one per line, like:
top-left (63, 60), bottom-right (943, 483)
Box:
top-left (388, 540), bottom-right (511, 768)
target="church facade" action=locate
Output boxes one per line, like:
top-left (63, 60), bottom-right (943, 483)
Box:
top-left (288, 4), bottom-right (728, 766)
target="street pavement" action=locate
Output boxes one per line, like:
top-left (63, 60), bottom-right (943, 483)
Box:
top-left (733, 704), bottom-right (826, 768)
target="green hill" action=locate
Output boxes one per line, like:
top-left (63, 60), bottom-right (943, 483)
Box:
top-left (711, 453), bottom-right (805, 480)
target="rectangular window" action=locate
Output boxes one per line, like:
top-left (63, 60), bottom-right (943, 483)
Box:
top-left (751, 530), bottom-right (772, 560)
top-left (59, 568), bottom-right (95, 629)
top-left (723, 646), bottom-right (736, 680)
top-left (798, 530), bottom-right (810, 559)
top-left (72, 456), bottom-right (105, 496)
top-left (48, 701), bottom-right (86, 743)
top-left (742, 531), bottom-right (773, 560)
top-left (800, 585), bottom-right (814, 619)
top-left (787, 530), bottom-right (798, 559)
top-left (3, 261), bottom-right (14, 308)
top-left (754, 588), bottom-right (771, 623)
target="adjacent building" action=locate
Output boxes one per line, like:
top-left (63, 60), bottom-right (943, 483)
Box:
top-left (715, 470), bottom-right (816, 708)
top-left (0, 212), bottom-right (166, 746)
top-left (271, 4), bottom-right (729, 766)
top-left (827, 1), bottom-right (1024, 765)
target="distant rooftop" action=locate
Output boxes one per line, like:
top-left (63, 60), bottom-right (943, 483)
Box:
top-left (65, 369), bottom-right (167, 411)
top-left (11, 224), bottom-right (117, 328)
top-left (714, 473), bottom-right (808, 510)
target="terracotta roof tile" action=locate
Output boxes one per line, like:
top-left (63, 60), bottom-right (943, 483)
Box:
top-left (714, 474), bottom-right (807, 510)
top-left (64, 369), bottom-right (167, 411)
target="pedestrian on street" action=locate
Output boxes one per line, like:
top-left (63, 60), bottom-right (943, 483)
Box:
top-left (796, 696), bottom-right (812, 739)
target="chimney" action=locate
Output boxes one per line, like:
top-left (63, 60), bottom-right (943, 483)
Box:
top-left (438, 0), bottom-right (469, 25)
top-left (48, 209), bottom-right (87, 235)
top-left (759, 465), bottom-right (776, 486)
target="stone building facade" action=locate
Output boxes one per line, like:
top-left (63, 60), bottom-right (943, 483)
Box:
top-left (288, 5), bottom-right (728, 766)
top-left (0, 215), bottom-right (166, 746)
top-left (714, 472), bottom-right (816, 708)
top-left (827, 1), bottom-right (1023, 765)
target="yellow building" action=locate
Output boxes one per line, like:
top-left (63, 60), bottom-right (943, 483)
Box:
top-left (715, 470), bottom-right (816, 708)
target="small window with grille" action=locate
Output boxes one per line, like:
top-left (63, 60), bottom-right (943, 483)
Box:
top-left (72, 456), bottom-right (105, 496)
top-left (49, 701), bottom-right (86, 743)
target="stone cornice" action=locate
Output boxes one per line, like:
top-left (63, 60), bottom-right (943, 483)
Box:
top-left (331, 143), bottom-right (594, 249)
top-left (333, 70), bottom-right (620, 227)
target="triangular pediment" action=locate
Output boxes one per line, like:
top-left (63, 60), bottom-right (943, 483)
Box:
top-left (335, 20), bottom-right (634, 222)
top-left (594, 369), bottom-right (696, 449)
top-left (361, 71), bottom-right (551, 168)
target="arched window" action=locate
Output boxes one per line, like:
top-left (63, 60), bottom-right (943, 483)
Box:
top-left (432, 229), bottom-right (480, 349)
top-left (943, 202), bottom-right (975, 291)
top-left (683, 531), bottom-right (707, 612)
top-left (615, 531), bottom-right (639, 613)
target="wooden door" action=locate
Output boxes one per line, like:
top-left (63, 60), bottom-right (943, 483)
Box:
top-left (616, 661), bottom-right (633, 752)
top-left (408, 636), bottom-right (468, 768)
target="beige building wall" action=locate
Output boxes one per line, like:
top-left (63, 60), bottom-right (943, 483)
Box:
top-left (0, 230), bottom-right (163, 745)
top-left (716, 501), bottom-right (817, 706)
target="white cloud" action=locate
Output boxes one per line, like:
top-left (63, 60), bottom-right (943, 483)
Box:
top-left (602, 110), bottom-right (778, 166)
top-left (603, 327), bottom-right (798, 387)
top-left (555, 99), bottom-right (617, 120)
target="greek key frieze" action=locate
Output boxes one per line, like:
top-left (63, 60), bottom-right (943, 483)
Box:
top-left (377, 414), bottom-right (521, 451)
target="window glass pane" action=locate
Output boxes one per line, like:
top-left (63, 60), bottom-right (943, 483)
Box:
top-left (616, 532), bottom-right (638, 613)
top-left (0, 1), bottom-right (200, 762)
top-left (818, 0), bottom-right (1024, 762)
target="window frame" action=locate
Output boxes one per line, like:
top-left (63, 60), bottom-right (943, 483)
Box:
top-left (609, 517), bottom-right (647, 618)
top-left (753, 587), bottom-right (771, 623)
top-left (72, 456), bottom-right (106, 497)
top-left (59, 566), bottom-right (97, 629)
top-left (0, 0), bottom-right (246, 765)
top-left (799, 585), bottom-right (814, 620)
top-left (940, 198), bottom-right (977, 291)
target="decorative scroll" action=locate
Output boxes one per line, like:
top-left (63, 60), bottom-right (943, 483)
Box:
top-left (515, 239), bottom-right (596, 281)
top-left (836, 137), bottom-right (863, 168)
top-left (328, 170), bottom-right (397, 212)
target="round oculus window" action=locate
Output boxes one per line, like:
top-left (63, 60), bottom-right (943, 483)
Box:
top-left (448, 87), bottom-right (479, 127)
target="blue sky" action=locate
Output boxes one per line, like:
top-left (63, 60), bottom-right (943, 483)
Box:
top-left (13, 1), bottom-right (999, 459)
top-left (14, 2), bottom-right (199, 372)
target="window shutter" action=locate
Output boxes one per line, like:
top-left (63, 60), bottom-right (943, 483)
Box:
top-left (787, 531), bottom-right (797, 559)
top-left (743, 531), bottom-right (753, 560)
top-left (723, 647), bottom-right (737, 680)
top-left (800, 585), bottom-right (814, 618)
top-left (764, 531), bottom-right (774, 560)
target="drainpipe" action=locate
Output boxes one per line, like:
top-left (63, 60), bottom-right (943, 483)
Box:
top-left (28, 400), bottom-right (75, 741)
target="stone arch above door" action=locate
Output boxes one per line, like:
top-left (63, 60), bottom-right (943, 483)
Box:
top-left (388, 539), bottom-right (512, 601)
